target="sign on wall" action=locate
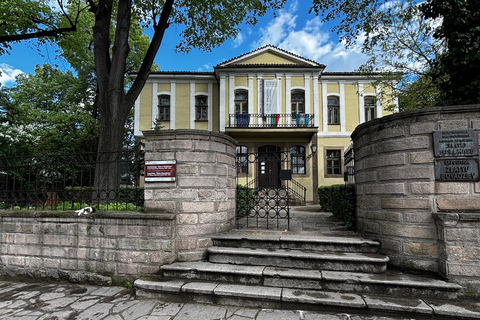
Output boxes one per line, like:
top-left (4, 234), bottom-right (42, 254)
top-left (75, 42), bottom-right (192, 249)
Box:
top-left (433, 129), bottom-right (479, 157)
top-left (145, 160), bottom-right (176, 182)
top-left (433, 129), bottom-right (480, 182)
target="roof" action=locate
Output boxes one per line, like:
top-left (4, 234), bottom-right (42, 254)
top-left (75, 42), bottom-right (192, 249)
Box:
top-left (215, 45), bottom-right (326, 69)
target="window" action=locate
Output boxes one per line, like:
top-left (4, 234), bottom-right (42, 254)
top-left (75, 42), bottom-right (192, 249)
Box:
top-left (364, 96), bottom-right (376, 121)
top-left (195, 95), bottom-right (208, 121)
top-left (327, 96), bottom-right (340, 124)
top-left (291, 90), bottom-right (305, 117)
top-left (325, 149), bottom-right (342, 176)
top-left (290, 145), bottom-right (306, 174)
top-left (157, 95), bottom-right (170, 121)
top-left (235, 90), bottom-right (248, 114)
top-left (236, 145), bottom-right (249, 174)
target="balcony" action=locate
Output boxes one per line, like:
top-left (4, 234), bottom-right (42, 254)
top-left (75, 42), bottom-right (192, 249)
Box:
top-left (226, 114), bottom-right (317, 139)
top-left (228, 114), bottom-right (315, 128)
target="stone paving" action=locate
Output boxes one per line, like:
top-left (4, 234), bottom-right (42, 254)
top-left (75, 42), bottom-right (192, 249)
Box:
top-left (0, 280), bottom-right (415, 320)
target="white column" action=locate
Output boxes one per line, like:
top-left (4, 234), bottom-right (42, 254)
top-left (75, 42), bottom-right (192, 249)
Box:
top-left (340, 82), bottom-right (346, 133)
top-left (248, 75), bottom-right (254, 115)
top-left (313, 76), bottom-right (320, 127)
top-left (190, 82), bottom-right (195, 129)
top-left (286, 75), bottom-right (291, 124)
top-left (277, 75), bottom-right (282, 125)
top-left (305, 75), bottom-right (311, 115)
top-left (220, 76), bottom-right (226, 132)
top-left (257, 75), bottom-right (263, 126)
top-left (170, 82), bottom-right (176, 130)
top-left (322, 82), bottom-right (328, 133)
top-left (229, 75), bottom-right (235, 116)
top-left (134, 97), bottom-right (141, 136)
top-left (358, 83), bottom-right (365, 124)
top-left (208, 82), bottom-right (213, 131)
top-left (376, 84), bottom-right (383, 118)
top-left (152, 82), bottom-right (158, 127)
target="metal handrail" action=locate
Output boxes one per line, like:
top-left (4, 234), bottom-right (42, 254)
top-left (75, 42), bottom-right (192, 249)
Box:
top-left (228, 113), bottom-right (315, 128)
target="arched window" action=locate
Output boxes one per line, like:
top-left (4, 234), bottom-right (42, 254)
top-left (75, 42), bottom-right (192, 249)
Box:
top-left (291, 90), bottom-right (305, 117)
top-left (364, 96), bottom-right (376, 121)
top-left (234, 90), bottom-right (248, 114)
top-left (195, 95), bottom-right (208, 121)
top-left (236, 145), bottom-right (249, 174)
top-left (157, 95), bottom-right (170, 121)
top-left (290, 145), bottom-right (306, 174)
top-left (327, 96), bottom-right (340, 124)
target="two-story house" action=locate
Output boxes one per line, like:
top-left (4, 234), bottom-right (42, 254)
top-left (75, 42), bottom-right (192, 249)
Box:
top-left (133, 45), bottom-right (395, 203)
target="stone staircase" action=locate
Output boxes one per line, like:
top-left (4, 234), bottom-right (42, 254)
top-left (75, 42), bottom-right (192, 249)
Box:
top-left (135, 227), bottom-right (467, 318)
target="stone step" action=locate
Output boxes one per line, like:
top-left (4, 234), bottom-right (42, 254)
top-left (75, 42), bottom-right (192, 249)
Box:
top-left (212, 232), bottom-right (380, 253)
top-left (161, 261), bottom-right (461, 300)
top-left (207, 246), bottom-right (389, 273)
top-left (134, 279), bottom-right (478, 319)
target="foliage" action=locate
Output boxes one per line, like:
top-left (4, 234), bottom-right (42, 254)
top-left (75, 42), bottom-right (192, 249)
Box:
top-left (236, 184), bottom-right (254, 218)
top-left (1, 64), bottom-right (99, 155)
top-left (311, 0), bottom-right (480, 109)
top-left (318, 184), bottom-right (356, 229)
top-left (421, 0), bottom-right (480, 105)
top-left (0, 0), bottom-right (83, 54)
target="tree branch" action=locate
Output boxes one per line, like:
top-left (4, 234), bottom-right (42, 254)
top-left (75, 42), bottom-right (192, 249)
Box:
top-left (125, 0), bottom-right (174, 111)
top-left (0, 26), bottom-right (77, 44)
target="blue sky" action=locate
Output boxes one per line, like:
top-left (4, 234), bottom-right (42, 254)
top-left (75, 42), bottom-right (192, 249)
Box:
top-left (0, 0), bottom-right (368, 86)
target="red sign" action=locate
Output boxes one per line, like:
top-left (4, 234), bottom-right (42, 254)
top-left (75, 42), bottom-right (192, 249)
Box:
top-left (145, 161), bottom-right (176, 182)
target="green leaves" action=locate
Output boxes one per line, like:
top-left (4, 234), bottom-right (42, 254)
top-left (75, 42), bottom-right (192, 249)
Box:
top-left (2, 64), bottom-right (99, 156)
top-left (0, 0), bottom-right (82, 55)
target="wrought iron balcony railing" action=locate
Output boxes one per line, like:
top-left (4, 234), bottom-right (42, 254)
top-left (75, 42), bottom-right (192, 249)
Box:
top-left (228, 113), bottom-right (315, 128)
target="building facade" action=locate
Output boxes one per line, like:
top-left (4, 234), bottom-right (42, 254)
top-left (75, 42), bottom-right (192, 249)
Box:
top-left (134, 45), bottom-right (396, 202)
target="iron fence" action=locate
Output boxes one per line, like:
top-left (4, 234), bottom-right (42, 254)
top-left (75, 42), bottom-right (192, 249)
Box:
top-left (344, 144), bottom-right (355, 184)
top-left (0, 150), bottom-right (144, 211)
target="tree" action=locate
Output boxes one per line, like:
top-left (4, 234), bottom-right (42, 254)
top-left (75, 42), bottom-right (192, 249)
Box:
top-left (422, 0), bottom-right (480, 105)
top-left (311, 0), bottom-right (445, 111)
top-left (87, 0), bottom-right (288, 191)
top-left (1, 64), bottom-right (98, 156)
top-left (0, 0), bottom-right (84, 54)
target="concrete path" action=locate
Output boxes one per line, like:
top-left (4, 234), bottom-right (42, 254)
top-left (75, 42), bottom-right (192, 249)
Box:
top-left (0, 280), bottom-right (414, 320)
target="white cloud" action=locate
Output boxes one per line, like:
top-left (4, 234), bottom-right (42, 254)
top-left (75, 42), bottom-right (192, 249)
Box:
top-left (233, 32), bottom-right (245, 48)
top-left (251, 3), bottom-right (369, 71)
top-left (0, 63), bottom-right (24, 86)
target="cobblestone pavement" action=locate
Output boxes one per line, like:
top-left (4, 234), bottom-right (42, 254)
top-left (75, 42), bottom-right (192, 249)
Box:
top-left (0, 281), bottom-right (414, 320)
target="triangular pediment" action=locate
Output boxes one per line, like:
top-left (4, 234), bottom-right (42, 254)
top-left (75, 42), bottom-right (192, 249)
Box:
top-left (216, 45), bottom-right (324, 68)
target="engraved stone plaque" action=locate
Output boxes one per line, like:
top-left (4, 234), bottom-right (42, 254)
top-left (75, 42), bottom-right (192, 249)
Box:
top-left (433, 129), bottom-right (479, 157)
top-left (435, 158), bottom-right (480, 181)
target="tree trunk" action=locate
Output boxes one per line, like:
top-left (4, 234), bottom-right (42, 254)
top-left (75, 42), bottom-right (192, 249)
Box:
top-left (91, 0), bottom-right (174, 197)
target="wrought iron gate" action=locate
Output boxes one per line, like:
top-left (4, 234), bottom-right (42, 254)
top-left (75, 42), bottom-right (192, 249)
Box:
top-left (236, 147), bottom-right (290, 229)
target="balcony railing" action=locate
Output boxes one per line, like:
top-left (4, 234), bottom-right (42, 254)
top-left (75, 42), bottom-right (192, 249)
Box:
top-left (228, 114), bottom-right (315, 128)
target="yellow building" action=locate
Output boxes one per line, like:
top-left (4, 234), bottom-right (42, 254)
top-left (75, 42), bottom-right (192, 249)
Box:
top-left (134, 45), bottom-right (396, 203)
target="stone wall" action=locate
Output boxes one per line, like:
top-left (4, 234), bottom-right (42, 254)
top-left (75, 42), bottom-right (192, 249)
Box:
top-left (352, 105), bottom-right (480, 293)
top-left (143, 129), bottom-right (237, 261)
top-left (0, 130), bottom-right (238, 282)
top-left (0, 212), bottom-right (176, 283)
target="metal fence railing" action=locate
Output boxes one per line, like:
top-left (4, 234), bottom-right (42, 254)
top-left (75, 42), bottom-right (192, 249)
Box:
top-left (344, 144), bottom-right (355, 184)
top-left (0, 150), bottom-right (144, 211)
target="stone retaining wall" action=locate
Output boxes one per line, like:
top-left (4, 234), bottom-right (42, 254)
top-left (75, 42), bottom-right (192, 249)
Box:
top-left (0, 130), bottom-right (237, 282)
top-left (352, 105), bottom-right (480, 295)
top-left (143, 130), bottom-right (237, 262)
top-left (0, 212), bottom-right (176, 283)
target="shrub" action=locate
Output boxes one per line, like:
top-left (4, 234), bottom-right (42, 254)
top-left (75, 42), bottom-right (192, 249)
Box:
top-left (318, 184), bottom-right (356, 229)
top-left (236, 184), bottom-right (254, 217)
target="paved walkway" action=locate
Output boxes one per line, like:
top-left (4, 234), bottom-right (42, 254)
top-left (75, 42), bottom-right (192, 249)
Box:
top-left (0, 280), bottom-right (414, 319)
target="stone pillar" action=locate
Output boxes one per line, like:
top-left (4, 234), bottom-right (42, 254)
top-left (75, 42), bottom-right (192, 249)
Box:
top-left (143, 129), bottom-right (237, 261)
top-left (352, 105), bottom-right (480, 291)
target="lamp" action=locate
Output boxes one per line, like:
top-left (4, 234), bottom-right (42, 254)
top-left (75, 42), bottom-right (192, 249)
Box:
top-left (306, 143), bottom-right (317, 160)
